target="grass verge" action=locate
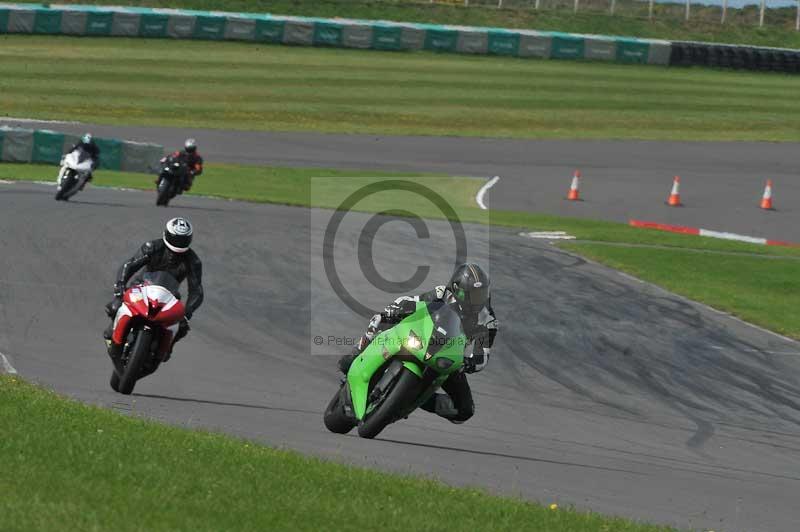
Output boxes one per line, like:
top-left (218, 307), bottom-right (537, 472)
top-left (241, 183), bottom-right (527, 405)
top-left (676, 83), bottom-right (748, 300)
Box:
top-left (3, 161), bottom-right (799, 256)
top-left (0, 375), bottom-right (674, 532)
top-left (561, 242), bottom-right (800, 338)
top-left (57, 0), bottom-right (800, 49)
top-left (4, 161), bottom-right (799, 337)
top-left (1, 36), bottom-right (799, 141)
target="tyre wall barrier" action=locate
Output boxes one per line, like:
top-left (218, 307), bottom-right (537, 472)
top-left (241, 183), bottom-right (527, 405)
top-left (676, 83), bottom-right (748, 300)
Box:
top-left (669, 40), bottom-right (800, 73)
top-left (0, 3), bottom-right (671, 66)
top-left (0, 126), bottom-right (164, 173)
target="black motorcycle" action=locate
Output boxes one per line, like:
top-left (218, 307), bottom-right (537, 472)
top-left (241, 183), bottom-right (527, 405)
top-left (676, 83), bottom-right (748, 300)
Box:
top-left (156, 155), bottom-right (189, 206)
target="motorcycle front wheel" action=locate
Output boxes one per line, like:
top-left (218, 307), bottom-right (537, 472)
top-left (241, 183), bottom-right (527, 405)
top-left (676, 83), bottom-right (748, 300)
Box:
top-left (156, 178), bottom-right (171, 206)
top-left (357, 367), bottom-right (420, 439)
top-left (117, 328), bottom-right (153, 395)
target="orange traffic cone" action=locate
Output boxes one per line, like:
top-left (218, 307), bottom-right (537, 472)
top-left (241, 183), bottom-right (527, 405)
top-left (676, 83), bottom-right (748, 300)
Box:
top-left (666, 176), bottom-right (682, 207)
top-left (760, 179), bottom-right (774, 210)
top-left (566, 170), bottom-right (581, 201)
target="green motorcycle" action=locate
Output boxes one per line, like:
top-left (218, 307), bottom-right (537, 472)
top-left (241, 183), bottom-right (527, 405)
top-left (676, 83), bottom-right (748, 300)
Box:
top-left (324, 299), bottom-right (467, 439)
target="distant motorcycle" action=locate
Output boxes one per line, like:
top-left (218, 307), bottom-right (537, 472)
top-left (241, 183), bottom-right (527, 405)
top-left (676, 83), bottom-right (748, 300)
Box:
top-left (156, 155), bottom-right (189, 206)
top-left (55, 147), bottom-right (94, 201)
top-left (107, 271), bottom-right (185, 394)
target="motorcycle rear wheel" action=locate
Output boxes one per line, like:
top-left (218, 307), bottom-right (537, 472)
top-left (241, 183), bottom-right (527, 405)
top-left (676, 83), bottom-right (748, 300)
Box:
top-left (357, 367), bottom-right (419, 439)
top-left (117, 328), bottom-right (153, 395)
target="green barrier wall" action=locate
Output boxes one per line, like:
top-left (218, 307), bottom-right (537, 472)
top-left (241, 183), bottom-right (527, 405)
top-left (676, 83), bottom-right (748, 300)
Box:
top-left (95, 138), bottom-right (123, 170)
top-left (32, 130), bottom-right (65, 164)
top-left (194, 15), bottom-right (226, 40)
top-left (255, 18), bottom-right (284, 43)
top-left (424, 28), bottom-right (458, 53)
top-left (0, 4), bottom-right (678, 67)
top-left (139, 13), bottom-right (168, 38)
top-left (0, 127), bottom-right (162, 173)
top-left (33, 8), bottom-right (60, 34)
top-left (313, 21), bottom-right (342, 47)
top-left (372, 25), bottom-right (402, 51)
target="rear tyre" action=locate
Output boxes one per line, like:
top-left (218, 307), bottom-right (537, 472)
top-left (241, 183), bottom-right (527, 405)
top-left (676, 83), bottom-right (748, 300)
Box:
top-left (357, 368), bottom-right (420, 439)
top-left (117, 328), bottom-right (153, 395)
top-left (323, 386), bottom-right (356, 434)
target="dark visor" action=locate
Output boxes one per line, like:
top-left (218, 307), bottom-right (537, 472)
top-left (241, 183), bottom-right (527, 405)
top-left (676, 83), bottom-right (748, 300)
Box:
top-left (463, 284), bottom-right (489, 308)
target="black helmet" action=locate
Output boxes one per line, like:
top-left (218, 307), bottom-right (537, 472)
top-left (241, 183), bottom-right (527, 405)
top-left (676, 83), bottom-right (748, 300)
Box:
top-left (163, 217), bottom-right (193, 253)
top-left (184, 138), bottom-right (197, 154)
top-left (449, 263), bottom-right (490, 313)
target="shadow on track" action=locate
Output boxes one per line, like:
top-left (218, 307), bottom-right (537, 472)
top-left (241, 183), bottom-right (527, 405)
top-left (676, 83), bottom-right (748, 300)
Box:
top-left (133, 392), bottom-right (319, 416)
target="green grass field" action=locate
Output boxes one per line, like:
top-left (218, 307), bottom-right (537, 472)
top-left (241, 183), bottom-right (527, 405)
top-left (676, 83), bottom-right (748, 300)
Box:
top-left (56, 0), bottom-right (800, 49)
top-left (2, 36), bottom-right (799, 141)
top-left (0, 375), bottom-right (675, 532)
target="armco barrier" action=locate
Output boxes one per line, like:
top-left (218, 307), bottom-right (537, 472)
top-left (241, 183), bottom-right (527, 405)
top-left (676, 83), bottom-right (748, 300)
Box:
top-left (0, 3), bottom-right (672, 66)
top-left (0, 127), bottom-right (163, 173)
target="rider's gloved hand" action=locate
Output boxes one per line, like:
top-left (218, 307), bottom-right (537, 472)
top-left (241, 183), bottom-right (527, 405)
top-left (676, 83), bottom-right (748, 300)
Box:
top-left (178, 317), bottom-right (191, 337)
top-left (383, 303), bottom-right (404, 320)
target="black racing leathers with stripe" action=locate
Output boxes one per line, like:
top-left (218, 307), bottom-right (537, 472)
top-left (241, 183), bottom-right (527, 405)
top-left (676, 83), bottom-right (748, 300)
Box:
top-left (114, 239), bottom-right (204, 319)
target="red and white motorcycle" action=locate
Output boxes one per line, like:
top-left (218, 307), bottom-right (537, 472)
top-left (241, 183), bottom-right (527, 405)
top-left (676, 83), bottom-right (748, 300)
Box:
top-left (108, 271), bottom-right (185, 394)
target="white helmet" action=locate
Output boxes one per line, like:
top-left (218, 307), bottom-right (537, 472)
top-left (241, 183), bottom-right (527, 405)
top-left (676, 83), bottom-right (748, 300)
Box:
top-left (184, 138), bottom-right (197, 154)
top-left (163, 217), bottom-right (193, 253)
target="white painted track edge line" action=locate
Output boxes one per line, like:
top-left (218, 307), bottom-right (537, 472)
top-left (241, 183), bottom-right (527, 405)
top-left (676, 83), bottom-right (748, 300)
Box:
top-left (0, 352), bottom-right (18, 375)
top-left (476, 175), bottom-right (499, 210)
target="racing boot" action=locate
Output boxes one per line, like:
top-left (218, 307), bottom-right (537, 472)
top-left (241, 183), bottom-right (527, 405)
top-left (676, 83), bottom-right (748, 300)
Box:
top-left (420, 394), bottom-right (466, 425)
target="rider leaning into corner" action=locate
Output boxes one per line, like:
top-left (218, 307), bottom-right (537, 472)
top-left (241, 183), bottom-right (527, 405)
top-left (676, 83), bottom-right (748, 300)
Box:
top-left (157, 138), bottom-right (204, 192)
top-left (338, 263), bottom-right (498, 424)
top-left (67, 133), bottom-right (100, 190)
top-left (103, 217), bottom-right (204, 368)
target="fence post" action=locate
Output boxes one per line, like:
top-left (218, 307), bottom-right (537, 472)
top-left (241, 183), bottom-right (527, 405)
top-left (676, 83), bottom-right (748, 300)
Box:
top-left (611, 0), bottom-right (616, 15)
top-left (535, 0), bottom-right (541, 9)
top-left (464, 0), bottom-right (469, 6)
top-left (685, 0), bottom-right (691, 22)
top-left (498, 0), bottom-right (503, 7)
top-left (797, 0), bottom-right (799, 31)
top-left (649, 0), bottom-right (654, 20)
top-left (721, 0), bottom-right (727, 24)
top-left (759, 0), bottom-right (766, 27)
top-left (574, 0), bottom-right (580, 13)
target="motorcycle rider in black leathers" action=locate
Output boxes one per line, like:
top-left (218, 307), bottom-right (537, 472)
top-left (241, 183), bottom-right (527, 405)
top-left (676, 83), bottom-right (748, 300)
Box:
top-left (157, 138), bottom-right (204, 193)
top-left (67, 133), bottom-right (100, 190)
top-left (338, 263), bottom-right (498, 424)
top-left (103, 217), bottom-right (203, 369)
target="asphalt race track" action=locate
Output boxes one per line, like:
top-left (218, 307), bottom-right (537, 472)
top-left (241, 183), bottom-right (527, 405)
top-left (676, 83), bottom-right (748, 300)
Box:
top-left (2, 181), bottom-right (800, 531)
top-left (3, 118), bottom-right (798, 242)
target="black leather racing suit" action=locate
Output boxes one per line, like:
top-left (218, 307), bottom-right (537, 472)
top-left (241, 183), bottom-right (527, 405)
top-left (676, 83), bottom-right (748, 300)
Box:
top-left (105, 239), bottom-right (203, 347)
top-left (339, 286), bottom-right (498, 423)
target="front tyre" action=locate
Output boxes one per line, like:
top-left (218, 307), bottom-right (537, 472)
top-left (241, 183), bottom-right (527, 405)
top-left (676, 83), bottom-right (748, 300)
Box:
top-left (357, 368), bottom-right (420, 439)
top-left (324, 385), bottom-right (356, 434)
top-left (110, 370), bottom-right (120, 392)
top-left (156, 178), bottom-right (171, 206)
top-left (117, 328), bottom-right (153, 395)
